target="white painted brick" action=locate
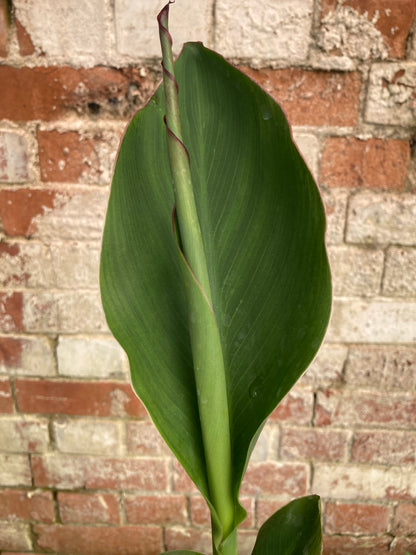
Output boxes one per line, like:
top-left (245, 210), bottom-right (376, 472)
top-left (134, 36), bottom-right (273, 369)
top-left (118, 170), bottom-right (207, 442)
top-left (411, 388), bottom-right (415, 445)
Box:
top-left (33, 190), bottom-right (106, 242)
top-left (0, 454), bottom-right (32, 486)
top-left (347, 192), bottom-right (416, 246)
top-left (0, 336), bottom-right (56, 377)
top-left (321, 188), bottom-right (348, 245)
top-left (57, 336), bottom-right (125, 378)
top-left (327, 299), bottom-right (416, 343)
top-left (383, 247), bottom-right (416, 296)
top-left (313, 463), bottom-right (416, 501)
top-left (300, 344), bottom-right (347, 388)
top-left (293, 132), bottom-right (320, 180)
top-left (216, 0), bottom-right (313, 62)
top-left (50, 242), bottom-right (100, 289)
top-left (23, 291), bottom-right (108, 333)
top-left (115, 0), bottom-right (211, 57)
top-left (0, 133), bottom-right (29, 183)
top-left (52, 418), bottom-right (121, 455)
top-left (0, 417), bottom-right (49, 452)
top-left (14, 0), bottom-right (107, 66)
top-left (0, 523), bottom-right (32, 552)
top-left (250, 424), bottom-right (278, 463)
top-left (0, 242), bottom-right (53, 289)
top-left (328, 245), bottom-right (383, 296)
top-left (365, 62), bottom-right (416, 126)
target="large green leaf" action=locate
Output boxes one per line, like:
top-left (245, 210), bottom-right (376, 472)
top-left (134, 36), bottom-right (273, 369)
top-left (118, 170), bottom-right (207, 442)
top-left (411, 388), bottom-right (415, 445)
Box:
top-left (251, 496), bottom-right (322, 554)
top-left (100, 41), bottom-right (331, 549)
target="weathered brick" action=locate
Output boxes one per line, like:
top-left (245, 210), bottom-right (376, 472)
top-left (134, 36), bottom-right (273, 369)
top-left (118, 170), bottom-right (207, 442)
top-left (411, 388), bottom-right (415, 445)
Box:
top-left (0, 0), bottom-right (9, 57)
top-left (15, 379), bottom-right (146, 417)
top-left (237, 531), bottom-right (257, 555)
top-left (327, 299), bottom-right (416, 343)
top-left (241, 462), bottom-right (308, 497)
top-left (383, 247), bottom-right (416, 296)
top-left (15, 17), bottom-right (35, 56)
top-left (23, 291), bottom-right (107, 333)
top-left (269, 387), bottom-right (313, 425)
top-left (164, 527), bottom-right (213, 554)
top-left (50, 241), bottom-right (100, 289)
top-left (324, 502), bottom-right (391, 535)
top-left (352, 430), bottom-right (416, 465)
top-left (280, 427), bottom-right (348, 462)
top-left (58, 492), bottom-right (120, 524)
top-left (392, 537), bottom-right (416, 554)
top-left (0, 416), bottom-right (49, 452)
top-left (0, 189), bottom-right (57, 237)
top-left (0, 132), bottom-right (29, 182)
top-left (0, 291), bottom-right (23, 332)
top-left (0, 523), bottom-right (32, 552)
top-left (0, 489), bottom-right (54, 523)
top-left (125, 494), bottom-right (188, 525)
top-left (14, 0), bottom-right (105, 63)
top-left (0, 66), bottom-right (155, 121)
top-left (216, 0), bottom-right (313, 62)
top-left (393, 502), bottom-right (416, 535)
top-left (243, 68), bottom-right (361, 126)
top-left (190, 496), bottom-right (254, 529)
top-left (315, 389), bottom-right (416, 428)
top-left (327, 245), bottom-right (383, 296)
top-left (250, 423), bottom-right (278, 463)
top-left (172, 459), bottom-right (199, 494)
top-left (320, 138), bottom-right (409, 190)
top-left (320, 0), bottom-right (416, 59)
top-left (365, 62), bottom-right (416, 126)
top-left (0, 336), bottom-right (55, 376)
top-left (52, 418), bottom-right (121, 455)
top-left (320, 188), bottom-right (348, 245)
top-left (314, 463), bottom-right (416, 500)
top-left (0, 241), bottom-right (53, 289)
top-left (322, 535), bottom-right (391, 554)
top-left (256, 498), bottom-right (292, 528)
top-left (32, 454), bottom-right (167, 491)
top-left (0, 454), bottom-right (31, 486)
top-left (344, 345), bottom-right (416, 391)
top-left (126, 420), bottom-right (170, 456)
top-left (115, 0), bottom-right (210, 57)
top-left (57, 336), bottom-right (125, 378)
top-left (300, 345), bottom-right (347, 389)
top-left (293, 132), bottom-right (320, 179)
top-left (348, 192), bottom-right (416, 246)
top-left (0, 377), bottom-right (13, 413)
top-left (34, 524), bottom-right (163, 555)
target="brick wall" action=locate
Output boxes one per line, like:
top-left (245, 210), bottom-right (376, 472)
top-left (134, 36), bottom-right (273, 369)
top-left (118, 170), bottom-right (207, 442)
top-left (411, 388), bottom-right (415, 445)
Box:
top-left (0, 0), bottom-right (415, 553)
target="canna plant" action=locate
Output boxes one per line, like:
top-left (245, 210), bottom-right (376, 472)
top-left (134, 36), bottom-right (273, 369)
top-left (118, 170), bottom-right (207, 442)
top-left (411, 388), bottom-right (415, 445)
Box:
top-left (100, 2), bottom-right (332, 554)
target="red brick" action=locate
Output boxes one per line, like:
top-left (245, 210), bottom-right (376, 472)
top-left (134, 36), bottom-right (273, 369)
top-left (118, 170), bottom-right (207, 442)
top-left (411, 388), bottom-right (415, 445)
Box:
top-left (323, 535), bottom-right (391, 554)
top-left (15, 18), bottom-right (35, 56)
top-left (269, 388), bottom-right (313, 424)
top-left (393, 502), bottom-right (416, 535)
top-left (58, 492), bottom-right (120, 524)
top-left (125, 494), bottom-right (187, 525)
top-left (391, 537), bottom-right (416, 554)
top-left (0, 66), bottom-right (155, 121)
top-left (242, 67), bottom-right (361, 126)
top-left (0, 335), bottom-right (22, 367)
top-left (321, 0), bottom-right (416, 58)
top-left (0, 523), bottom-right (32, 551)
top-left (256, 498), bottom-right (291, 527)
top-left (126, 420), bottom-right (170, 456)
top-left (15, 379), bottom-right (146, 417)
top-left (320, 138), bottom-right (410, 189)
top-left (32, 454), bottom-right (167, 491)
top-left (34, 524), bottom-right (163, 555)
top-left (165, 527), bottom-right (212, 554)
top-left (315, 389), bottom-right (416, 428)
top-left (0, 0), bottom-right (8, 58)
top-left (189, 495), bottom-right (254, 529)
top-left (0, 291), bottom-right (23, 332)
top-left (172, 460), bottom-right (199, 493)
top-left (0, 489), bottom-right (54, 523)
top-left (0, 377), bottom-right (13, 413)
top-left (280, 427), bottom-right (348, 462)
top-left (241, 462), bottom-right (308, 497)
top-left (38, 130), bottom-right (100, 183)
top-left (0, 189), bottom-right (57, 237)
top-left (324, 502), bottom-right (391, 535)
top-left (352, 430), bottom-right (416, 465)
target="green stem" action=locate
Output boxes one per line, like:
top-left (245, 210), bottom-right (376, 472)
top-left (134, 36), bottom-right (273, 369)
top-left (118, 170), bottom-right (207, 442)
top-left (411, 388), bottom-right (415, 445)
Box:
top-left (158, 4), bottom-right (236, 554)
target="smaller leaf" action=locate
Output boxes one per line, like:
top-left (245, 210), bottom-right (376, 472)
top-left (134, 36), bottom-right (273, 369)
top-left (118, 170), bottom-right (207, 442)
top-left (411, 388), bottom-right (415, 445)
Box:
top-left (251, 495), bottom-right (322, 555)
